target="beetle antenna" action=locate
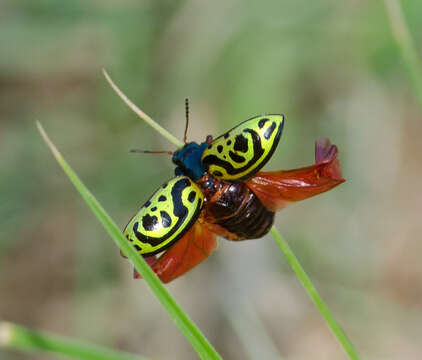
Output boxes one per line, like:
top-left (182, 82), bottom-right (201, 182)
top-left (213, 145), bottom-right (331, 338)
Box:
top-left (183, 97), bottom-right (190, 143)
top-left (130, 149), bottom-right (173, 155)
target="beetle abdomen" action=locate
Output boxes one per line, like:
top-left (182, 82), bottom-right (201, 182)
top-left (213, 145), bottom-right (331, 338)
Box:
top-left (198, 175), bottom-right (275, 240)
top-left (215, 184), bottom-right (275, 240)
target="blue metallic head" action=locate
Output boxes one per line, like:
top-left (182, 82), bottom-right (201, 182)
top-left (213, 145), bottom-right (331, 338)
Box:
top-left (172, 142), bottom-right (209, 180)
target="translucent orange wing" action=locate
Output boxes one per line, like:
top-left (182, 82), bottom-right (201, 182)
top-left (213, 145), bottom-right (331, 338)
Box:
top-left (134, 220), bottom-right (218, 283)
top-left (246, 137), bottom-right (345, 212)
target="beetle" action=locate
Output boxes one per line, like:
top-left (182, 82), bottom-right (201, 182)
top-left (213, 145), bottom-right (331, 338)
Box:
top-left (122, 105), bottom-right (345, 283)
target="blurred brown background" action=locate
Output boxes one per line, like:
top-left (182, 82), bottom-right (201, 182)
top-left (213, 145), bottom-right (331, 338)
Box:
top-left (1, 1), bottom-right (422, 359)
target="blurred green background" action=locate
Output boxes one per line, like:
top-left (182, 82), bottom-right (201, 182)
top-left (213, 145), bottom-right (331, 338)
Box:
top-left (1, 1), bottom-right (422, 359)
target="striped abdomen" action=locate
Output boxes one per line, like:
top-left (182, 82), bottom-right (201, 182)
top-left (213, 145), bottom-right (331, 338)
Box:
top-left (197, 174), bottom-right (274, 240)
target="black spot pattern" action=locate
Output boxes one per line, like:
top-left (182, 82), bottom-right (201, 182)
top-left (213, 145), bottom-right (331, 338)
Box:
top-left (172, 178), bottom-right (190, 214)
top-left (234, 134), bottom-right (248, 152)
top-left (202, 115), bottom-right (283, 180)
top-left (203, 126), bottom-right (280, 180)
top-left (258, 118), bottom-right (269, 128)
top-left (132, 178), bottom-right (202, 255)
top-left (264, 122), bottom-right (276, 140)
top-left (224, 133), bottom-right (229, 139)
top-left (217, 145), bottom-right (223, 153)
top-left (227, 140), bottom-right (232, 145)
top-left (204, 129), bottom-right (261, 175)
top-left (158, 195), bottom-right (167, 202)
top-left (229, 151), bottom-right (246, 163)
top-left (160, 211), bottom-right (172, 228)
top-left (188, 191), bottom-right (196, 203)
top-left (144, 200), bottom-right (151, 207)
top-left (151, 207), bottom-right (157, 211)
top-left (162, 183), bottom-right (167, 189)
top-left (133, 221), bottom-right (161, 247)
top-left (141, 215), bottom-right (159, 231)
top-left (133, 243), bottom-right (142, 251)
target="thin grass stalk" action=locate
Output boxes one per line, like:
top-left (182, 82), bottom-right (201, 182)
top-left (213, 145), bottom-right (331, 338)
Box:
top-left (270, 227), bottom-right (359, 360)
top-left (36, 122), bottom-right (222, 360)
top-left (0, 322), bottom-right (146, 360)
top-left (102, 70), bottom-right (184, 148)
top-left (384, 0), bottom-right (422, 113)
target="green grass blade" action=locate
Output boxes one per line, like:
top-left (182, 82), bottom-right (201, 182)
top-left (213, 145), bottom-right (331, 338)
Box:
top-left (270, 227), bottom-right (359, 360)
top-left (36, 122), bottom-right (222, 360)
top-left (102, 69), bottom-right (184, 148)
top-left (384, 0), bottom-right (422, 113)
top-left (0, 322), bottom-right (146, 360)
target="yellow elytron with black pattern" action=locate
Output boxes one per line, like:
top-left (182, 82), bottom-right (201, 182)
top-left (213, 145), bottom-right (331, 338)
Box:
top-left (202, 115), bottom-right (284, 181)
top-left (123, 176), bottom-right (204, 256)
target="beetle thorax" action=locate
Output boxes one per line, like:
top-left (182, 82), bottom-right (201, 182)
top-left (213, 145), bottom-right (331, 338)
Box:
top-left (172, 142), bottom-right (209, 180)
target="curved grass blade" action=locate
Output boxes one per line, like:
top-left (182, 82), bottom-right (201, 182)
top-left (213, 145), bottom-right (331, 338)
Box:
top-left (36, 122), bottom-right (222, 360)
top-left (384, 0), bottom-right (422, 113)
top-left (0, 322), bottom-right (146, 360)
top-left (103, 69), bottom-right (184, 148)
top-left (270, 227), bottom-right (359, 360)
